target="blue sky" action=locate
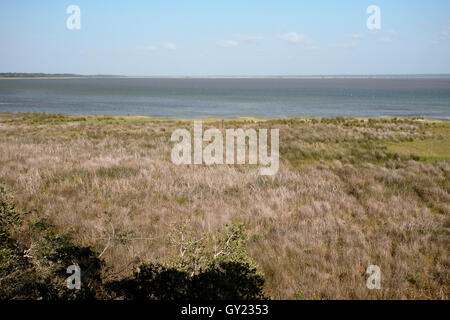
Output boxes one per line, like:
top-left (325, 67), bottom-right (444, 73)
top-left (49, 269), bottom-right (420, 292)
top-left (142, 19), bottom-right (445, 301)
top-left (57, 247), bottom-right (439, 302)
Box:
top-left (1, 0), bottom-right (449, 76)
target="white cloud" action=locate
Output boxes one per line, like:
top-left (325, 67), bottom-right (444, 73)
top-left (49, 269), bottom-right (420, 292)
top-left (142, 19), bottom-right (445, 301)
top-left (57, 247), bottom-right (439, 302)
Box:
top-left (160, 42), bottom-right (177, 50)
top-left (216, 40), bottom-right (239, 48)
top-left (142, 42), bottom-right (177, 52)
top-left (350, 34), bottom-right (364, 40)
top-left (279, 32), bottom-right (306, 44)
top-left (143, 45), bottom-right (158, 52)
top-left (438, 25), bottom-right (450, 40)
top-left (331, 42), bottom-right (358, 49)
top-left (377, 36), bottom-right (392, 43)
top-left (279, 32), bottom-right (318, 50)
top-left (386, 30), bottom-right (401, 37)
top-left (363, 29), bottom-right (400, 44)
top-left (236, 34), bottom-right (265, 43)
top-left (431, 21), bottom-right (450, 45)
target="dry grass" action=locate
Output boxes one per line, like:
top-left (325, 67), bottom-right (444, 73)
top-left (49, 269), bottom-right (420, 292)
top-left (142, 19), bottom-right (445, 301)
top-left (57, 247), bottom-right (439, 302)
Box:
top-left (0, 113), bottom-right (448, 299)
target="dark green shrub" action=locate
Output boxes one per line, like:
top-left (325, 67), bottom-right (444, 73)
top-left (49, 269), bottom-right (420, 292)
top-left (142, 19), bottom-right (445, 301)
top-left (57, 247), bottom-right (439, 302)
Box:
top-left (0, 187), bottom-right (104, 300)
top-left (107, 223), bottom-right (267, 300)
top-left (1, 187), bottom-right (266, 300)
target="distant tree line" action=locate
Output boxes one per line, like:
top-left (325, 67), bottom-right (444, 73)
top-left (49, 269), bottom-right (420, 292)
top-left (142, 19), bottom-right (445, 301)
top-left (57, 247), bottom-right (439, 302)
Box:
top-left (0, 73), bottom-right (119, 78)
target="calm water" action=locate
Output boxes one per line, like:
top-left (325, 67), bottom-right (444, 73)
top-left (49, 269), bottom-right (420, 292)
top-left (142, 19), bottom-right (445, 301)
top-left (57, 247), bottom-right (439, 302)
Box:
top-left (0, 78), bottom-right (449, 119)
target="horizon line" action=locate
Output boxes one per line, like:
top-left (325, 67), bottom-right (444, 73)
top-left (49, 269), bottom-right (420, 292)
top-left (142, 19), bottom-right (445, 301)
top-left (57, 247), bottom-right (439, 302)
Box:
top-left (2, 72), bottom-right (450, 79)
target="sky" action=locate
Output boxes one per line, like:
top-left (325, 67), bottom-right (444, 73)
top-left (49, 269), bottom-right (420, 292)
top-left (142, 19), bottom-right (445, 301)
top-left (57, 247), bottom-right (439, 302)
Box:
top-left (1, 0), bottom-right (450, 76)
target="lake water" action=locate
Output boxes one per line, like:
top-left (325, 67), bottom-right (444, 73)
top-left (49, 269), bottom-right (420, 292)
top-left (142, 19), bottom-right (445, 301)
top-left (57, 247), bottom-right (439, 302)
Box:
top-left (0, 77), bottom-right (449, 119)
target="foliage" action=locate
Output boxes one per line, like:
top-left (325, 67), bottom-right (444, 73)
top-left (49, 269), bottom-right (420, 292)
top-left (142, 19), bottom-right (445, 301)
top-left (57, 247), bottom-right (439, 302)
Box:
top-left (0, 187), bottom-right (104, 300)
top-left (1, 187), bottom-right (266, 300)
top-left (107, 222), bottom-right (267, 300)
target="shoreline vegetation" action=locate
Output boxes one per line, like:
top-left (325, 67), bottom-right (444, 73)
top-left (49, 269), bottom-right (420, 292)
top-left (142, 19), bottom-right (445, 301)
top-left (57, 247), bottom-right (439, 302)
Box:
top-left (0, 73), bottom-right (121, 79)
top-left (0, 112), bottom-right (449, 299)
top-left (2, 73), bottom-right (450, 79)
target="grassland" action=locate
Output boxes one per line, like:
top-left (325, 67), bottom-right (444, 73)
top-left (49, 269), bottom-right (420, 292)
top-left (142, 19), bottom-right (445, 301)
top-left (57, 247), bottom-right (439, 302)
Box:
top-left (387, 125), bottom-right (450, 162)
top-left (0, 112), bottom-right (448, 299)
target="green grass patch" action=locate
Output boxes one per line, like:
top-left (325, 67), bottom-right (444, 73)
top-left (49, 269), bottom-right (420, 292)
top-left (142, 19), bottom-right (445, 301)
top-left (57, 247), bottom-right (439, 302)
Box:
top-left (387, 137), bottom-right (450, 162)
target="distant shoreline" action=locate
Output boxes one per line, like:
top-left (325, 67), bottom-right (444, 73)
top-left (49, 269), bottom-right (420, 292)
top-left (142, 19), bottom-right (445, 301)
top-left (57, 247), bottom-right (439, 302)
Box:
top-left (0, 112), bottom-right (448, 122)
top-left (2, 73), bottom-right (450, 80)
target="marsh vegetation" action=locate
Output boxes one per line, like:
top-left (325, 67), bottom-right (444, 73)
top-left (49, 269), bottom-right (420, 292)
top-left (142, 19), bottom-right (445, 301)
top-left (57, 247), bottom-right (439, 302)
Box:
top-left (0, 113), bottom-right (448, 299)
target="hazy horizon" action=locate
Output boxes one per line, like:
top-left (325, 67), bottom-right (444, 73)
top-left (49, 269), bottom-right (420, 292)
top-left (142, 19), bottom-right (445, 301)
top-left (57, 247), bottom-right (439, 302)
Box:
top-left (2, 72), bottom-right (450, 78)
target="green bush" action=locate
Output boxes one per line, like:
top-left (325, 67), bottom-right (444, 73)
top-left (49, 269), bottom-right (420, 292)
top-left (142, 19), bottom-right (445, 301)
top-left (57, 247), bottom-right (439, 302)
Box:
top-left (0, 187), bottom-right (104, 300)
top-left (1, 188), bottom-right (266, 300)
top-left (107, 223), bottom-right (267, 300)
